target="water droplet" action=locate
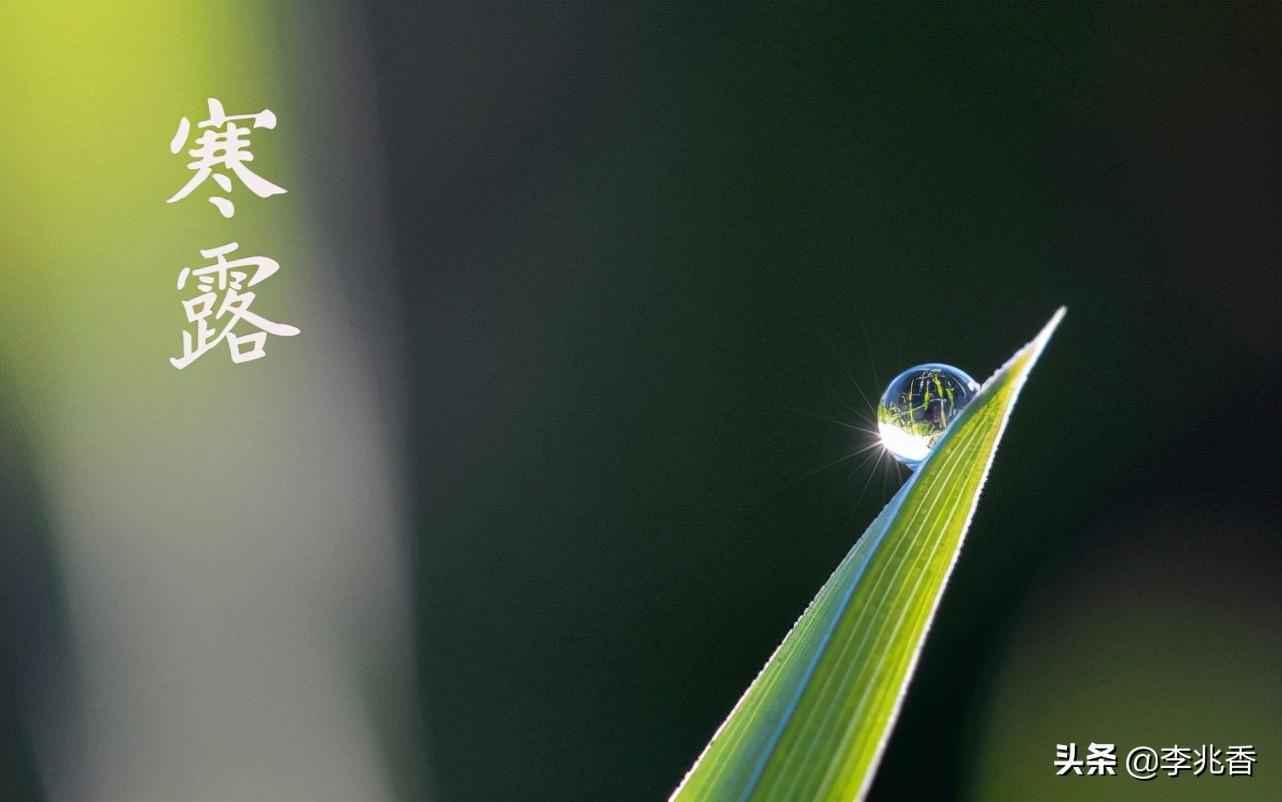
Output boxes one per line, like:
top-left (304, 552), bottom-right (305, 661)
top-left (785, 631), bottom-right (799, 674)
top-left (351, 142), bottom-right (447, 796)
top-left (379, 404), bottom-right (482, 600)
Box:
top-left (877, 363), bottom-right (979, 468)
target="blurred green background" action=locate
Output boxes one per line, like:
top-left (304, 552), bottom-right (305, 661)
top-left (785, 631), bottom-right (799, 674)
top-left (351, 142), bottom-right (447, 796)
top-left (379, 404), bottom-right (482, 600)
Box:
top-left (2, 2), bottom-right (1278, 801)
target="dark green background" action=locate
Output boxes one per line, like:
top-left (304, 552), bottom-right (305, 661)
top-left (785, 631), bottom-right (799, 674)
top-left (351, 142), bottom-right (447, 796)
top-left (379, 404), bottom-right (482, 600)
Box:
top-left (366, 3), bottom-right (1279, 800)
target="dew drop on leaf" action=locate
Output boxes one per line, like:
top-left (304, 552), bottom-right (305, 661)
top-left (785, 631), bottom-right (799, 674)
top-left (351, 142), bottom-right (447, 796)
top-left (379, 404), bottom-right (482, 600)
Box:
top-left (877, 363), bottom-right (979, 468)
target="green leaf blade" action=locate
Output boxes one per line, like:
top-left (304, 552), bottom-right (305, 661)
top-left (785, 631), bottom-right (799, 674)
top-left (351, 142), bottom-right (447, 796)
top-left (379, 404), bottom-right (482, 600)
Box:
top-left (672, 308), bottom-right (1065, 802)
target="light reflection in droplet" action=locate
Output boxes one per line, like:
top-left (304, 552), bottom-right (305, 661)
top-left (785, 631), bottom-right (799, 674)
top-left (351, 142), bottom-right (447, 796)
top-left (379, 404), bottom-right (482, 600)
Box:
top-left (877, 363), bottom-right (979, 468)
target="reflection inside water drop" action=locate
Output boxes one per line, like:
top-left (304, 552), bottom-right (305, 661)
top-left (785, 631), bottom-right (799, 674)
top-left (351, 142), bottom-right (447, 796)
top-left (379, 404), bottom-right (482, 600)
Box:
top-left (877, 363), bottom-right (979, 468)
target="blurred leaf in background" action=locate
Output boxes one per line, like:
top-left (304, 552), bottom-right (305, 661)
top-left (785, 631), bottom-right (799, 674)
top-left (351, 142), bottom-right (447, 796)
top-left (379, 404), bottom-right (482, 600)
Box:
top-left (1, 3), bottom-right (426, 800)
